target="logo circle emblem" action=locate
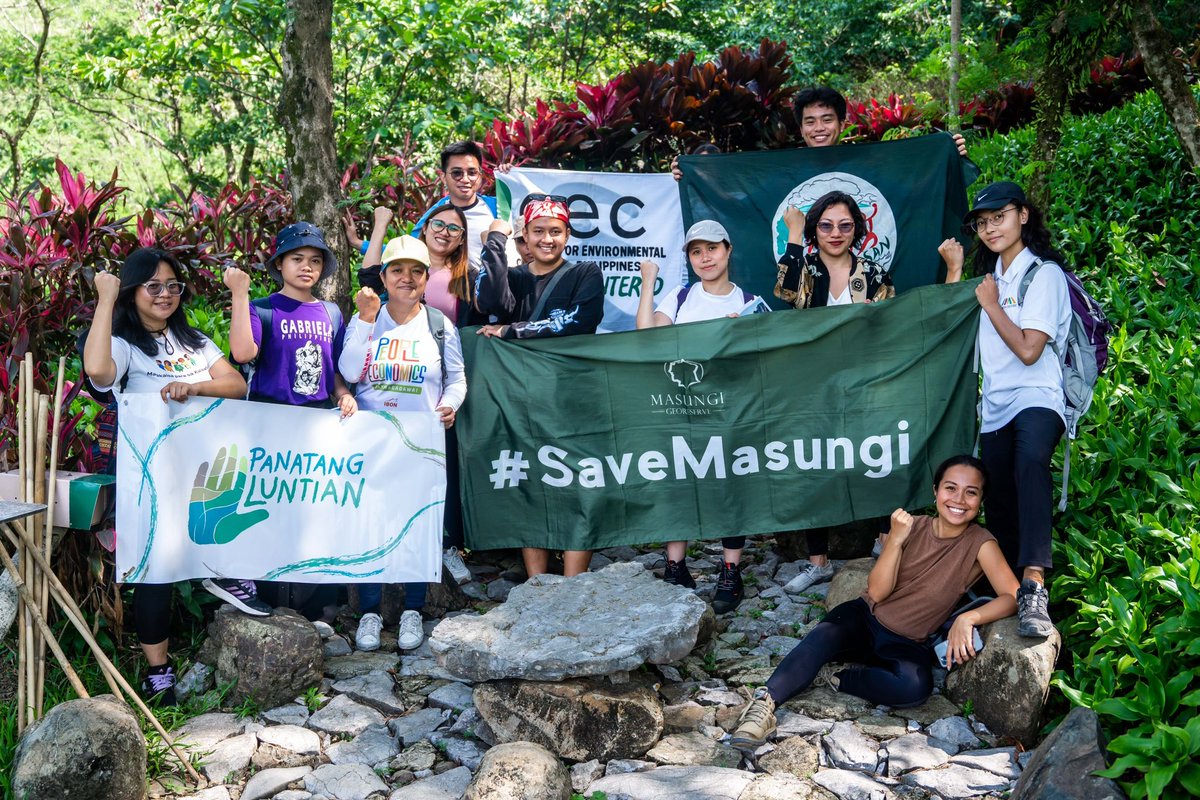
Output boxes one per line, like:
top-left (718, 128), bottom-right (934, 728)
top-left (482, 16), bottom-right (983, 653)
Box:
top-left (772, 172), bottom-right (898, 271)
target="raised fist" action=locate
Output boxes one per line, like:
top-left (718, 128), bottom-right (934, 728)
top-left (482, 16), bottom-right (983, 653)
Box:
top-left (223, 266), bottom-right (251, 295)
top-left (355, 286), bottom-right (381, 322)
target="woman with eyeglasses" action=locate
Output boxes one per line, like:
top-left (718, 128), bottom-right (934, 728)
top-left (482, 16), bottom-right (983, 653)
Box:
top-left (939, 181), bottom-right (1070, 640)
top-left (83, 247), bottom-right (249, 706)
top-left (772, 190), bottom-right (898, 596)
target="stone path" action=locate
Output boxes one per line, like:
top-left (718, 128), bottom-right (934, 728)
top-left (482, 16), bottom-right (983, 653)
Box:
top-left (155, 539), bottom-right (1036, 800)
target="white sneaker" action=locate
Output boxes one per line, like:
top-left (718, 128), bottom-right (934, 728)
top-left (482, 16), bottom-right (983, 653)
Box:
top-left (443, 547), bottom-right (471, 585)
top-left (783, 562), bottom-right (836, 594)
top-left (355, 612), bottom-right (383, 651)
top-left (871, 538), bottom-right (884, 558)
top-left (398, 610), bottom-right (424, 651)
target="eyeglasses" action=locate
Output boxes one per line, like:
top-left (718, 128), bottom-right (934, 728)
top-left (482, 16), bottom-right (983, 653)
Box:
top-left (427, 219), bottom-right (465, 237)
top-left (142, 281), bottom-right (186, 297)
top-left (968, 206), bottom-right (1018, 233)
top-left (816, 221), bottom-right (856, 235)
top-left (448, 168), bottom-right (481, 180)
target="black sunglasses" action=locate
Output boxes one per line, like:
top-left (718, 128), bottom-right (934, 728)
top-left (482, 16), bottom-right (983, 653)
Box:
top-left (520, 193), bottom-right (569, 211)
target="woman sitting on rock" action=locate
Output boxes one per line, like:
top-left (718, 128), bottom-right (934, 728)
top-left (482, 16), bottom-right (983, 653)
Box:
top-left (731, 455), bottom-right (1019, 749)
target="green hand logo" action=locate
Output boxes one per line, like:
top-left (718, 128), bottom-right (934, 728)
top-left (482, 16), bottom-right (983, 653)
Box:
top-left (188, 444), bottom-right (268, 545)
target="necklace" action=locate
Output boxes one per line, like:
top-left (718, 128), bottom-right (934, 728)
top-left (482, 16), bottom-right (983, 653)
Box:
top-left (149, 326), bottom-right (174, 355)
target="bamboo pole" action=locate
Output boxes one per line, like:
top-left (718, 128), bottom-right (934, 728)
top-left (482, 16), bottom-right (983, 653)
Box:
top-left (0, 522), bottom-right (204, 788)
top-left (0, 544), bottom-right (88, 697)
top-left (30, 392), bottom-right (48, 723)
top-left (36, 358), bottom-right (66, 714)
top-left (14, 360), bottom-right (27, 734)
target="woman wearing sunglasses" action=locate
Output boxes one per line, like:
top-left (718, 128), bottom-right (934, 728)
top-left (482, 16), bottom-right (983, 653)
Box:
top-left (772, 190), bottom-right (897, 596)
top-left (83, 247), bottom-right (250, 705)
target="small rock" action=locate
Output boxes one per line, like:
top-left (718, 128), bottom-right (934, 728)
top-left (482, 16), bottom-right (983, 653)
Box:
top-left (885, 734), bottom-right (955, 776)
top-left (200, 731), bottom-right (257, 783)
top-left (182, 787), bottom-right (232, 800)
top-left (695, 687), bottom-right (744, 707)
top-left (272, 792), bottom-right (313, 800)
top-left (647, 732), bottom-right (741, 768)
top-left (588, 765), bottom-right (755, 799)
top-left (326, 724), bottom-right (400, 766)
top-left (257, 724), bottom-right (323, 756)
top-left (927, 717), bottom-right (980, 750)
top-left (313, 620), bottom-right (335, 639)
top-left (570, 759), bottom-right (603, 793)
top-left (823, 720), bottom-right (880, 772)
top-left (387, 766), bottom-right (473, 800)
top-left (332, 671), bottom-right (407, 716)
top-left (759, 635), bottom-right (803, 657)
top-left (895, 694), bottom-right (961, 727)
top-left (176, 662), bottom-right (214, 702)
top-left (783, 687), bottom-right (872, 721)
top-left (604, 758), bottom-right (657, 775)
top-left (950, 746), bottom-right (1020, 780)
top-left (659, 680), bottom-right (700, 705)
top-left (307, 694), bottom-right (386, 737)
top-left (775, 710), bottom-right (834, 738)
top-left (822, 558), bottom-right (873, 610)
top-left (463, 741), bottom-right (571, 799)
top-left (392, 740), bottom-right (438, 772)
top-left (427, 682), bottom-right (475, 712)
top-left (429, 733), bottom-right (488, 770)
top-left (325, 651), bottom-right (401, 680)
top-left (812, 768), bottom-right (894, 799)
top-left (324, 636), bottom-right (353, 658)
top-left (446, 707), bottom-right (496, 745)
top-left (741, 773), bottom-right (835, 799)
top-left (901, 764), bottom-right (1011, 798)
top-left (485, 578), bottom-right (517, 602)
top-left (304, 763), bottom-right (389, 800)
top-left (663, 701), bottom-right (716, 733)
top-left (758, 735), bottom-right (820, 778)
top-left (1010, 706), bottom-right (1127, 800)
top-left (175, 712), bottom-right (247, 750)
top-left (857, 715), bottom-right (908, 741)
top-left (241, 765), bottom-right (313, 800)
top-left (263, 703), bottom-right (312, 726)
top-left (389, 708), bottom-right (451, 746)
top-left (656, 664), bottom-right (684, 683)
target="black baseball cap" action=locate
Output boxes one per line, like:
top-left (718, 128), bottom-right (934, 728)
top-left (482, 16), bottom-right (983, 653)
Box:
top-left (964, 181), bottom-right (1026, 223)
top-left (265, 222), bottom-right (338, 282)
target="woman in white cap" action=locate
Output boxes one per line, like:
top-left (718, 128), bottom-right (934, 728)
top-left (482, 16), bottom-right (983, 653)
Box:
top-left (635, 220), bottom-right (764, 614)
top-left (338, 235), bottom-right (467, 653)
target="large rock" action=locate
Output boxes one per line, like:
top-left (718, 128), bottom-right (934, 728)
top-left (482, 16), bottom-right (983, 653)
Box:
top-left (741, 774), bottom-right (836, 800)
top-left (463, 741), bottom-right (571, 800)
top-left (198, 606), bottom-right (322, 709)
top-left (430, 562), bottom-right (707, 681)
top-left (823, 558), bottom-right (873, 611)
top-left (586, 765), bottom-right (755, 799)
top-left (11, 695), bottom-right (147, 800)
top-left (1010, 706), bottom-right (1127, 800)
top-left (945, 616), bottom-right (1061, 744)
top-left (474, 677), bottom-right (663, 762)
top-left (646, 732), bottom-right (741, 768)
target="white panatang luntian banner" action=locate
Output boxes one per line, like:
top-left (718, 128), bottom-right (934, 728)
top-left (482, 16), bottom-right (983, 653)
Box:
top-left (116, 395), bottom-right (444, 584)
top-left (497, 167), bottom-right (688, 332)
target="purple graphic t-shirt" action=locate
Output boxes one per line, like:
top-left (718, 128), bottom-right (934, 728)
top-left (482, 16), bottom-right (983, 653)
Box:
top-left (248, 294), bottom-right (345, 406)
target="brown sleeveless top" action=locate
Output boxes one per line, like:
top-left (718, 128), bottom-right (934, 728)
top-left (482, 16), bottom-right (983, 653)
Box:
top-left (862, 515), bottom-right (995, 641)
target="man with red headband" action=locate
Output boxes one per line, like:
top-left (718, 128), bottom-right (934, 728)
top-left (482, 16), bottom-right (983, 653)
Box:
top-left (475, 194), bottom-right (604, 578)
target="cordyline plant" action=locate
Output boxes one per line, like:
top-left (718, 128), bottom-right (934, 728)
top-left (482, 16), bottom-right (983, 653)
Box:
top-left (341, 137), bottom-right (444, 235)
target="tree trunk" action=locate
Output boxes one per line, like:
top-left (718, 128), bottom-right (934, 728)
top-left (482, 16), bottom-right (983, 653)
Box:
top-left (1127, 0), bottom-right (1200, 173)
top-left (278, 0), bottom-right (350, 309)
top-left (949, 0), bottom-right (962, 132)
top-left (1029, 20), bottom-right (1072, 209)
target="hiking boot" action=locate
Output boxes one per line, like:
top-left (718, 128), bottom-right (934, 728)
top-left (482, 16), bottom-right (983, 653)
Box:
top-left (1017, 579), bottom-right (1055, 638)
top-left (814, 662), bottom-right (842, 692)
top-left (355, 612), bottom-right (383, 651)
top-left (662, 558), bottom-right (697, 589)
top-left (731, 688), bottom-right (776, 750)
top-left (398, 610), bottom-right (424, 651)
top-left (712, 562), bottom-right (744, 614)
top-left (141, 663), bottom-right (177, 707)
top-left (783, 562), bottom-right (835, 594)
top-left (443, 547), bottom-right (472, 585)
top-left (203, 578), bottom-right (273, 617)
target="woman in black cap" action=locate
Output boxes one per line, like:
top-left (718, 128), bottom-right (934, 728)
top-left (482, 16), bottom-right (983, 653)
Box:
top-left (83, 247), bottom-right (257, 705)
top-left (940, 181), bottom-right (1071, 639)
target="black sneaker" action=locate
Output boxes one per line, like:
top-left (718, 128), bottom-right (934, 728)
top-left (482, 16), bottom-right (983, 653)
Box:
top-left (203, 578), bottom-right (273, 617)
top-left (663, 559), bottom-right (697, 589)
top-left (141, 663), bottom-right (177, 707)
top-left (1017, 578), bottom-right (1055, 638)
top-left (712, 561), bottom-right (744, 614)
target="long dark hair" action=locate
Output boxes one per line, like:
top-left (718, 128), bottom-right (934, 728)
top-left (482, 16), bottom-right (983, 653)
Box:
top-left (422, 204), bottom-right (472, 303)
top-left (804, 191), bottom-right (867, 251)
top-left (933, 454), bottom-right (989, 499)
top-left (967, 200), bottom-right (1067, 277)
top-left (112, 248), bottom-right (207, 357)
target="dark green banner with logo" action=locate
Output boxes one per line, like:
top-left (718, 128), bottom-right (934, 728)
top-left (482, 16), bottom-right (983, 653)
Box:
top-left (458, 280), bottom-right (981, 551)
top-left (677, 134), bottom-right (979, 306)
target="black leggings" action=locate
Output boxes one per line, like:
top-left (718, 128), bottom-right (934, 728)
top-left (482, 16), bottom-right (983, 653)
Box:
top-left (133, 583), bottom-right (173, 646)
top-left (444, 426), bottom-right (464, 549)
top-left (765, 598), bottom-right (934, 707)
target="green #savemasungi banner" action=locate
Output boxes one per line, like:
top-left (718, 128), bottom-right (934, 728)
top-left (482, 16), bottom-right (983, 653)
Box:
top-left (116, 397), bottom-right (444, 584)
top-left (497, 167), bottom-right (687, 332)
top-left (458, 279), bottom-right (982, 551)
top-left (678, 134), bottom-right (980, 306)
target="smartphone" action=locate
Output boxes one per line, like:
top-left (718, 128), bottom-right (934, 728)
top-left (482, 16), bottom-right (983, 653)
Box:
top-left (935, 628), bottom-right (985, 668)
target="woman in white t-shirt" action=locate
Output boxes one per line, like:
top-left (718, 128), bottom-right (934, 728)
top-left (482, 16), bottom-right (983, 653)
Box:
top-left (338, 235), bottom-right (467, 655)
top-left (940, 181), bottom-right (1070, 641)
top-left (83, 248), bottom-right (251, 706)
top-left (635, 220), bottom-right (762, 614)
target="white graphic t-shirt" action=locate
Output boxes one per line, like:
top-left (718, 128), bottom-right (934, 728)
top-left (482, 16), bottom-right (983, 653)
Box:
top-left (338, 305), bottom-right (467, 414)
top-left (95, 332), bottom-right (224, 395)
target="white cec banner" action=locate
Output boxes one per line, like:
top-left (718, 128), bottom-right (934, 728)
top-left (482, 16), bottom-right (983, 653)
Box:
top-left (116, 395), bottom-right (444, 584)
top-left (498, 167), bottom-right (687, 332)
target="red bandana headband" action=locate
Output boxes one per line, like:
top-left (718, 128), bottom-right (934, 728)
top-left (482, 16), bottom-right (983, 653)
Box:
top-left (522, 198), bottom-right (570, 227)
